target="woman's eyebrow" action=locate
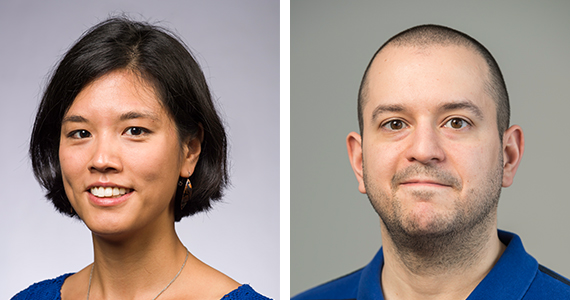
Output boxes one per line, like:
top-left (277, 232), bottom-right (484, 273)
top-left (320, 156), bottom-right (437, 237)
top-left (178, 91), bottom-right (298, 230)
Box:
top-left (61, 115), bottom-right (88, 124)
top-left (120, 111), bottom-right (159, 121)
top-left (61, 111), bottom-right (160, 124)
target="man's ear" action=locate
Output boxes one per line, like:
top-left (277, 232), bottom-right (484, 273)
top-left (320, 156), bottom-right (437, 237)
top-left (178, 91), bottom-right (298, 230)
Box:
top-left (347, 132), bottom-right (367, 194)
top-left (180, 126), bottom-right (204, 177)
top-left (502, 125), bottom-right (524, 187)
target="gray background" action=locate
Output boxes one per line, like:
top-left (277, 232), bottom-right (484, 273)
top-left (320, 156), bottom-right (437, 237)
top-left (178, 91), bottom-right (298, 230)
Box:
top-left (0, 1), bottom-right (279, 299)
top-left (291, 0), bottom-right (570, 296)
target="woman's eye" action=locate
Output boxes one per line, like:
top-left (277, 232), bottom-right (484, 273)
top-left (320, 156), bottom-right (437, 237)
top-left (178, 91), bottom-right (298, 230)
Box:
top-left (125, 127), bottom-right (148, 136)
top-left (444, 118), bottom-right (469, 129)
top-left (69, 130), bottom-right (91, 139)
top-left (383, 120), bottom-right (407, 131)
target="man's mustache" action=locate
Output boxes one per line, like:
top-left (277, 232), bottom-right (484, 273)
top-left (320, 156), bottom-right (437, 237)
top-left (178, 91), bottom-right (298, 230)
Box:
top-left (391, 165), bottom-right (462, 190)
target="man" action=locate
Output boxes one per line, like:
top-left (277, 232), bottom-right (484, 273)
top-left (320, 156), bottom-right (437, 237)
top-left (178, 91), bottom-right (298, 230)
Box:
top-left (292, 25), bottom-right (570, 300)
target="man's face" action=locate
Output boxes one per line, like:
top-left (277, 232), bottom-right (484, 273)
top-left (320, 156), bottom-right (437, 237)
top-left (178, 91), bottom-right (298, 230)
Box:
top-left (351, 45), bottom-right (505, 239)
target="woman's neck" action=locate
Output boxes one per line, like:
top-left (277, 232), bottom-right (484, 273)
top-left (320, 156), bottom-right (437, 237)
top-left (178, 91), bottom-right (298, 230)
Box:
top-left (88, 214), bottom-right (189, 299)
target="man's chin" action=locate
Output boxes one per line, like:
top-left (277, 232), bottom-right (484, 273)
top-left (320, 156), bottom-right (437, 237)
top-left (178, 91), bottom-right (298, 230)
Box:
top-left (387, 214), bottom-right (460, 240)
top-left (401, 222), bottom-right (455, 237)
top-left (400, 207), bottom-right (458, 233)
top-left (382, 219), bottom-right (466, 257)
top-left (402, 225), bottom-right (457, 239)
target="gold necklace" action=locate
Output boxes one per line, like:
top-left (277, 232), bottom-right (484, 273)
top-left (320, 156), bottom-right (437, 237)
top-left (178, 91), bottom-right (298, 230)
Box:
top-left (86, 249), bottom-right (189, 300)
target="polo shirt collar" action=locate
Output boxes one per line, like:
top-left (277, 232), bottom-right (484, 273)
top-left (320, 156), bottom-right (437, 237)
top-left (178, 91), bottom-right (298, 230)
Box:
top-left (357, 245), bottom-right (385, 300)
top-left (356, 230), bottom-right (538, 300)
top-left (467, 230), bottom-right (538, 299)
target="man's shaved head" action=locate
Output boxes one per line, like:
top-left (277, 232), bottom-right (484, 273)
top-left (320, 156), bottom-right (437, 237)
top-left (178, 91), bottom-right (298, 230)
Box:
top-left (358, 24), bottom-right (509, 137)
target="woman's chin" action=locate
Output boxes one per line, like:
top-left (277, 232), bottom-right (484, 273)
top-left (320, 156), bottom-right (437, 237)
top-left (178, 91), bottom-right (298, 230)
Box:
top-left (82, 215), bottom-right (137, 240)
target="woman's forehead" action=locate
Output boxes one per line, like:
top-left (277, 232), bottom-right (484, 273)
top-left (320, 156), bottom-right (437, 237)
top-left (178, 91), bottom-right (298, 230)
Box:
top-left (66, 70), bottom-right (168, 120)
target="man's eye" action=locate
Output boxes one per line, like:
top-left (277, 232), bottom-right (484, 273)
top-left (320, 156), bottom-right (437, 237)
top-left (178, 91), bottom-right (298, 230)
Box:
top-left (124, 127), bottom-right (148, 136)
top-left (383, 120), bottom-right (406, 130)
top-left (444, 118), bottom-right (469, 129)
top-left (69, 130), bottom-right (91, 139)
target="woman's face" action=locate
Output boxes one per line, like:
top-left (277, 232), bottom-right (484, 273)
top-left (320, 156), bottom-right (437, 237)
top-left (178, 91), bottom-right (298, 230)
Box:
top-left (59, 70), bottom-right (200, 239)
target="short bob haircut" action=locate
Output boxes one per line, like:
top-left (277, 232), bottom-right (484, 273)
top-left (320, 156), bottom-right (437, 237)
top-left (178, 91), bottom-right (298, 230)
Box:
top-left (30, 17), bottom-right (228, 222)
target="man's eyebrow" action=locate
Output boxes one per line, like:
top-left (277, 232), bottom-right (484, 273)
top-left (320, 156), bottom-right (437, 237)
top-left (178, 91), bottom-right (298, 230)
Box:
top-left (440, 100), bottom-right (484, 120)
top-left (119, 111), bottom-right (160, 122)
top-left (61, 115), bottom-right (88, 124)
top-left (371, 104), bottom-right (406, 122)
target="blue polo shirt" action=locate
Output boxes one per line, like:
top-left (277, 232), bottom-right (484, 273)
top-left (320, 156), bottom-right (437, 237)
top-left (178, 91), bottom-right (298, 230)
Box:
top-left (292, 231), bottom-right (570, 300)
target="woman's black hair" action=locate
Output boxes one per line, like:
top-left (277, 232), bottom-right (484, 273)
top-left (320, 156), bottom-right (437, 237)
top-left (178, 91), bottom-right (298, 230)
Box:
top-left (29, 17), bottom-right (228, 221)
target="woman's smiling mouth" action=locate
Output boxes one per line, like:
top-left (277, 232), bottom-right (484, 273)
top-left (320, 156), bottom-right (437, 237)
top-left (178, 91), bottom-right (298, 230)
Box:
top-left (89, 187), bottom-right (132, 198)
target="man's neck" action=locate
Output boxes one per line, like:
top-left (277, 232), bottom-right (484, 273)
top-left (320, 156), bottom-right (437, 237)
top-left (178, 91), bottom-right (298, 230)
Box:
top-left (380, 223), bottom-right (506, 300)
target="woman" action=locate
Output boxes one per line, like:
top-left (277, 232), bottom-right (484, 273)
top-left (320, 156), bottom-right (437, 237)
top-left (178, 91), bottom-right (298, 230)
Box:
top-left (13, 17), bottom-right (270, 300)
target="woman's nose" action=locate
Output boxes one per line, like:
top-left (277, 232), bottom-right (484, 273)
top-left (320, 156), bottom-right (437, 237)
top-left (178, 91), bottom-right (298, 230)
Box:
top-left (88, 135), bottom-right (122, 173)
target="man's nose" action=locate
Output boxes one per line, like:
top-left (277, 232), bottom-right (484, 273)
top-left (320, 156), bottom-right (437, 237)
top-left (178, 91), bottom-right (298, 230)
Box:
top-left (404, 123), bottom-right (445, 164)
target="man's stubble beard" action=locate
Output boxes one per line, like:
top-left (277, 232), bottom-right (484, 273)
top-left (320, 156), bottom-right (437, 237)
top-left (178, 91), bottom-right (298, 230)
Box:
top-left (363, 154), bottom-right (503, 274)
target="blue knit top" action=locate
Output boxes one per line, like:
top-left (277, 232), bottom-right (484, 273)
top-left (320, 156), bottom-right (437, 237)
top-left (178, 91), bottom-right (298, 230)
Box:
top-left (11, 273), bottom-right (271, 300)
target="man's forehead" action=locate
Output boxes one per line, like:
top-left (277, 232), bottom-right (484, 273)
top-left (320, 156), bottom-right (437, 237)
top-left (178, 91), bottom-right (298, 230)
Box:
top-left (364, 45), bottom-right (489, 106)
top-left (369, 43), bottom-right (486, 74)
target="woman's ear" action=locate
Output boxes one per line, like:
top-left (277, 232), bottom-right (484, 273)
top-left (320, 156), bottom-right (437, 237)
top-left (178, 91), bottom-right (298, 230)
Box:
top-left (502, 125), bottom-right (524, 187)
top-left (180, 125), bottom-right (204, 177)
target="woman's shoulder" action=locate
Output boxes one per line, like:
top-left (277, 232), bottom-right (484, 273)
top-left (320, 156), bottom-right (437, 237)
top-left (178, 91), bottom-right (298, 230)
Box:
top-left (11, 273), bottom-right (73, 300)
top-left (222, 284), bottom-right (272, 300)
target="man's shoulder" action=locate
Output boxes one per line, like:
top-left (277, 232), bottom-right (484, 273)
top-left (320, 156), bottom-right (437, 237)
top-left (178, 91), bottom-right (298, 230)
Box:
top-left (522, 264), bottom-right (570, 299)
top-left (291, 268), bottom-right (364, 300)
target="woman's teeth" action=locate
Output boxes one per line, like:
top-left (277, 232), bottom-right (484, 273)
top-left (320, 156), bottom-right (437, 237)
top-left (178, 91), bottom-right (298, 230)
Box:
top-left (90, 187), bottom-right (129, 198)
